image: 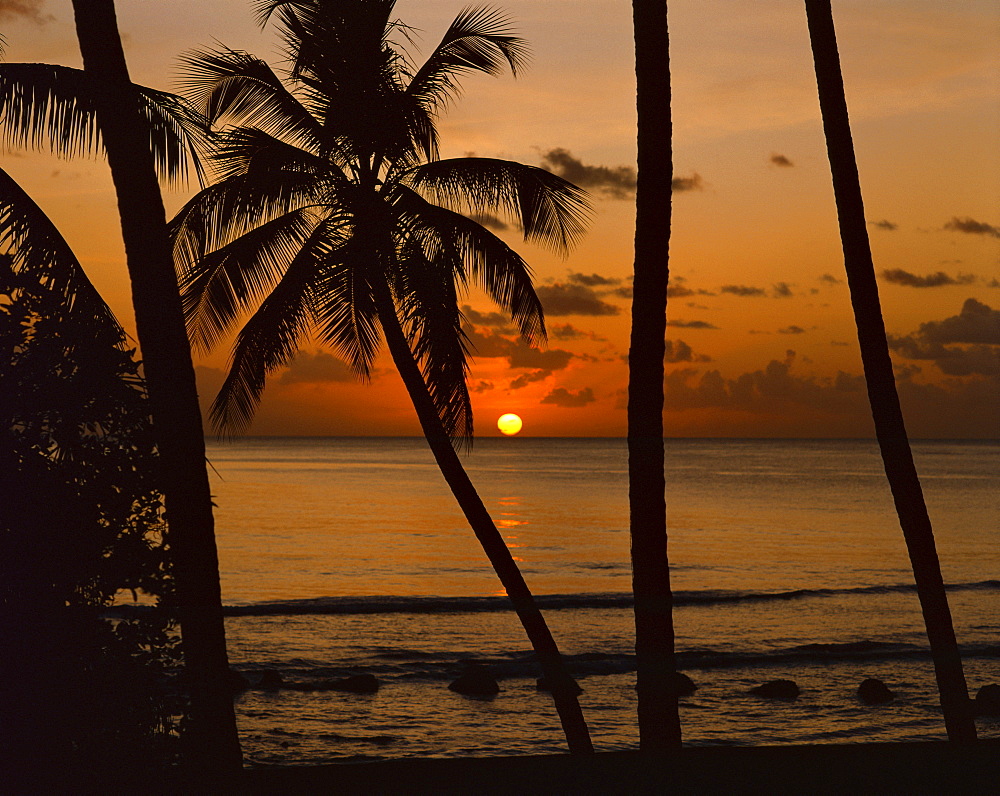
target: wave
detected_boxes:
[220,580,1000,617]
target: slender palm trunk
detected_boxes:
[71,0,243,772]
[372,279,594,755]
[804,0,976,743]
[629,0,681,753]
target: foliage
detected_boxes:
[170,0,591,439]
[0,184,184,772]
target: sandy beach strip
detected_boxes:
[238,740,999,794]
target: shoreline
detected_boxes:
[237,740,1000,794]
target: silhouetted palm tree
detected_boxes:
[59,0,241,774]
[803,0,976,742]
[628,0,682,752]
[171,0,592,752]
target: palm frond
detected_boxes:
[211,230,327,435]
[393,184,548,346]
[0,165,119,331]
[393,244,473,442]
[179,46,323,149]
[311,233,383,379]
[137,86,209,186]
[402,157,591,254]
[208,125,342,184]
[0,63,98,158]
[405,6,528,113]
[179,207,320,353]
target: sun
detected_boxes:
[497,413,523,436]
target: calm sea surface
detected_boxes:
[203,437,1000,763]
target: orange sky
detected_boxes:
[2,0,998,437]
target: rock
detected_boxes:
[229,669,251,694]
[749,679,799,700]
[535,676,583,695]
[329,674,380,694]
[672,672,698,697]
[256,669,284,690]
[857,678,894,705]
[974,684,1000,716]
[448,663,500,696]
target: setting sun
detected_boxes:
[497,413,523,436]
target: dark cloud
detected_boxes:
[770,153,794,167]
[610,286,633,299]
[471,380,494,393]
[279,351,354,384]
[507,342,574,371]
[772,282,793,298]
[664,339,711,363]
[887,299,1000,377]
[779,325,806,335]
[881,269,976,288]
[871,219,898,231]
[468,213,508,232]
[540,386,596,407]
[668,277,715,299]
[461,304,515,331]
[540,148,636,199]
[536,283,621,316]
[0,0,52,23]
[944,217,1000,238]
[509,369,550,390]
[819,273,843,285]
[672,173,703,192]
[917,298,1000,345]
[549,322,600,341]
[721,284,767,297]
[667,319,718,330]
[568,272,621,287]
[463,324,516,358]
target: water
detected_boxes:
[203,438,1000,764]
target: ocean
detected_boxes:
[203,437,1000,764]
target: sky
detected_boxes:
[2,0,998,437]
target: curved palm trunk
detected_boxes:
[629,0,682,753]
[372,280,594,755]
[71,0,243,772]
[804,0,976,743]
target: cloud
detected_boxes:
[540,386,596,407]
[667,319,718,330]
[772,282,794,298]
[535,283,620,316]
[917,298,1000,345]
[468,213,508,232]
[540,148,636,199]
[887,299,1000,377]
[881,269,976,288]
[668,276,715,298]
[568,272,620,287]
[779,325,806,335]
[279,351,354,384]
[509,369,551,390]
[770,153,794,167]
[471,380,494,393]
[721,284,766,297]
[549,322,603,341]
[0,0,52,23]
[461,304,515,331]
[671,173,703,192]
[944,217,1000,238]
[664,339,711,363]
[819,273,843,285]
[506,342,574,371]
[871,219,899,231]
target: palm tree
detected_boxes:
[170,0,593,753]
[628,0,682,753]
[69,0,243,774]
[803,0,976,742]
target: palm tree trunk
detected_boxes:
[70,0,243,772]
[803,0,976,743]
[372,279,594,755]
[629,0,682,753]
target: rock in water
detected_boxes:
[857,678,894,705]
[229,668,251,694]
[975,684,1000,716]
[535,676,583,695]
[329,674,380,694]
[449,663,500,696]
[672,672,698,696]
[256,669,284,690]
[749,679,800,700]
